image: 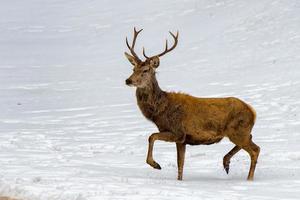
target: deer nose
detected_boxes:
[126,79,132,85]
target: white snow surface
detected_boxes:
[0,0,300,199]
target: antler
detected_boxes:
[143,31,179,59]
[126,27,143,62]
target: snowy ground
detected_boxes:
[0,0,300,199]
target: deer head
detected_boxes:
[125,27,179,88]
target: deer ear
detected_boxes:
[149,56,160,68]
[124,52,138,66]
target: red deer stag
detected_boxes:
[124,27,260,181]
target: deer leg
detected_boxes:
[147,132,184,170]
[223,145,241,174]
[176,143,186,180]
[242,139,260,181]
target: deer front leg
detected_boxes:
[176,143,186,180]
[147,131,185,170]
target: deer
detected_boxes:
[124,27,260,181]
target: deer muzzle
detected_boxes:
[125,78,133,86]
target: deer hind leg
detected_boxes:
[243,138,260,180]
[147,131,184,170]
[229,133,260,180]
[223,145,241,174]
[176,143,186,180]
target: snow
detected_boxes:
[0,0,300,199]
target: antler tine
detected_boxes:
[142,47,149,59]
[164,39,168,52]
[126,37,131,50]
[126,27,143,62]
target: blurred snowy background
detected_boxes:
[0,0,299,199]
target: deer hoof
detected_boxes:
[224,165,229,174]
[223,161,230,174]
[147,159,161,170]
[153,162,161,170]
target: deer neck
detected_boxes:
[136,76,167,118]
[136,75,164,103]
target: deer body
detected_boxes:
[136,75,256,145]
[125,28,260,181]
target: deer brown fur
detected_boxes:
[125,28,260,181]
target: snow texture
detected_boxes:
[0,0,300,199]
